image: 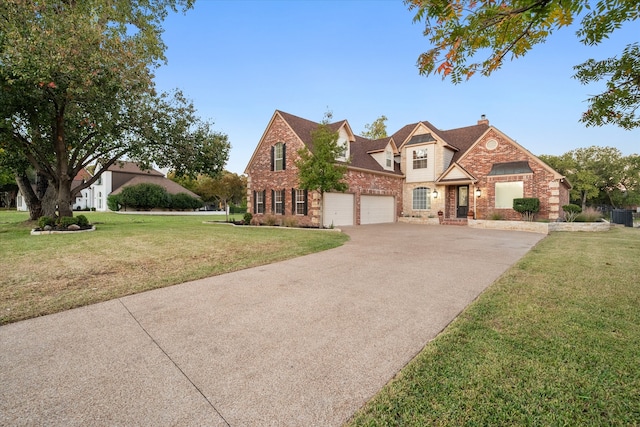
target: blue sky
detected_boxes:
[154,1,639,175]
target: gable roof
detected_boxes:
[439,123,490,162]
[272,110,402,176]
[106,161,164,176]
[108,175,200,198]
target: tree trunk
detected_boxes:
[581,192,587,211]
[56,177,74,218]
[41,184,58,218]
[15,174,42,220]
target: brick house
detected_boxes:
[245,110,570,227]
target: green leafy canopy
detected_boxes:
[406,0,640,128]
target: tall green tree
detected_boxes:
[406,0,640,129]
[541,146,640,209]
[0,0,230,220]
[295,112,348,228]
[361,115,389,139]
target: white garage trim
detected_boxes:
[361,195,395,225]
[323,192,354,227]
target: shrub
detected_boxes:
[38,216,56,228]
[169,193,203,210]
[58,216,78,228]
[562,204,582,222]
[118,183,171,210]
[576,207,603,222]
[487,211,504,220]
[264,215,277,226]
[76,215,89,227]
[107,194,121,211]
[243,212,253,224]
[282,217,298,228]
[513,198,540,221]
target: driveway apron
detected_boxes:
[0,223,544,426]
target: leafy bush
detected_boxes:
[107,194,121,211]
[118,183,171,210]
[513,198,540,221]
[76,215,89,227]
[58,216,78,228]
[243,212,253,224]
[169,193,203,210]
[562,204,582,222]
[38,216,56,228]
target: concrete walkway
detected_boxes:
[0,223,544,426]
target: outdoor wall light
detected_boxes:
[432,190,438,198]
[475,188,482,198]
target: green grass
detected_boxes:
[347,227,640,426]
[0,211,348,325]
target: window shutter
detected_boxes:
[282,144,286,170]
[303,190,308,215]
[270,146,274,171]
[291,188,295,214]
[271,189,275,213]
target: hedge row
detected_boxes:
[107,183,203,211]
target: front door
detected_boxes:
[457,185,468,218]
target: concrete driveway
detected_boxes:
[0,223,544,426]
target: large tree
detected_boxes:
[406,0,640,129]
[295,113,348,228]
[0,0,230,220]
[540,146,640,209]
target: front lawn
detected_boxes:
[348,227,640,426]
[0,211,348,325]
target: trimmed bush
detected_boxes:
[38,216,56,228]
[170,193,203,210]
[76,215,89,227]
[243,212,253,224]
[562,204,582,222]
[118,183,171,210]
[58,216,78,228]
[107,194,121,211]
[513,198,540,221]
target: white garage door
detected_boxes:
[323,192,354,227]
[361,195,395,225]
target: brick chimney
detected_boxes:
[478,114,489,125]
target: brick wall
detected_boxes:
[246,114,403,226]
[459,129,569,220]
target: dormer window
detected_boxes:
[272,142,286,171]
[413,149,428,169]
[386,150,392,168]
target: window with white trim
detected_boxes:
[294,189,307,215]
[386,150,392,168]
[254,190,264,214]
[495,181,523,209]
[273,189,284,214]
[273,142,285,171]
[413,149,428,169]
[412,187,431,210]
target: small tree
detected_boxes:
[361,115,388,139]
[295,112,348,228]
[513,198,540,222]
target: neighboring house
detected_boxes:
[17,168,94,212]
[245,110,571,227]
[93,161,199,211]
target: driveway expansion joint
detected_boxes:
[117,299,231,427]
